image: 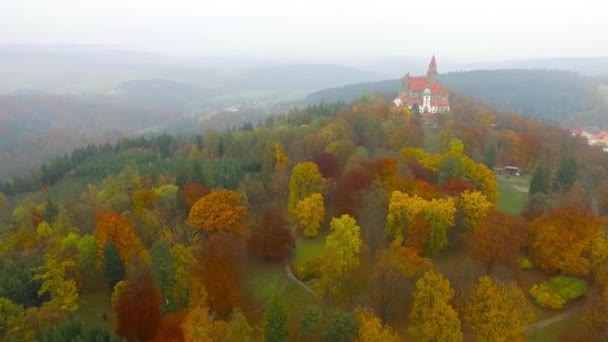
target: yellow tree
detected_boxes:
[459,190,492,230]
[354,307,399,342]
[316,214,362,300]
[296,193,325,237]
[187,190,248,236]
[423,198,456,257]
[408,269,463,342]
[34,253,79,313]
[170,244,195,310]
[463,276,534,342]
[288,161,324,214]
[386,191,428,244]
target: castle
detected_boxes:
[393,55,450,114]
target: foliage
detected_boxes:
[0,297,27,341]
[228,308,253,341]
[354,306,399,342]
[408,269,463,342]
[170,244,194,311]
[324,310,358,342]
[518,257,534,270]
[0,258,45,308]
[316,214,362,300]
[34,253,79,313]
[529,276,588,310]
[466,209,527,272]
[114,261,162,342]
[196,233,242,317]
[181,182,210,208]
[459,190,492,230]
[529,165,550,195]
[288,161,324,214]
[249,207,294,260]
[552,158,578,192]
[95,212,143,266]
[103,243,125,292]
[187,190,248,236]
[296,193,325,237]
[264,296,288,342]
[300,305,321,339]
[463,276,535,341]
[529,207,605,276]
[38,320,122,342]
[150,241,176,312]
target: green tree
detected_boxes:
[228,308,253,341]
[0,297,28,341]
[103,243,125,291]
[38,320,122,342]
[438,156,464,185]
[300,305,321,340]
[324,310,357,342]
[264,296,288,342]
[529,165,549,195]
[150,241,175,312]
[483,144,497,168]
[553,158,577,192]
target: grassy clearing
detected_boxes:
[243,262,286,304]
[74,291,115,331]
[293,235,326,268]
[496,174,531,215]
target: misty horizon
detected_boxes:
[2,0,606,62]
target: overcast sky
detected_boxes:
[1,0,606,61]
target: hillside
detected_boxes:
[306,69,607,125]
[1,93,607,341]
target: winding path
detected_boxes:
[285,263,318,298]
[525,306,581,333]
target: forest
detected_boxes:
[2,93,608,341]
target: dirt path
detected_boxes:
[525,307,580,332]
[285,263,318,298]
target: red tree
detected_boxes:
[248,207,294,261]
[115,261,162,342]
[334,166,372,215]
[313,152,342,179]
[196,233,243,318]
[181,182,210,208]
[152,313,185,342]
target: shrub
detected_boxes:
[294,257,322,281]
[518,257,534,270]
[529,276,588,310]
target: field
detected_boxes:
[496,173,531,215]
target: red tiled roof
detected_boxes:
[429,83,449,95]
[408,76,428,91]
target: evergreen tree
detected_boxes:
[103,243,125,291]
[44,196,59,223]
[529,165,549,195]
[191,161,204,185]
[438,156,464,185]
[553,158,578,192]
[264,296,288,342]
[483,144,497,168]
[324,310,357,342]
[300,305,321,340]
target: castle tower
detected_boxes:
[427,55,438,84]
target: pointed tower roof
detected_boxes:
[427,55,438,76]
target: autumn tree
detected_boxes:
[195,233,242,317]
[288,161,324,214]
[295,193,325,237]
[316,215,362,301]
[95,212,143,266]
[463,276,534,342]
[529,207,606,276]
[386,191,427,244]
[34,253,79,313]
[264,296,288,342]
[249,207,294,260]
[580,284,608,340]
[181,182,210,208]
[334,165,372,215]
[356,184,389,256]
[228,308,253,341]
[423,198,457,257]
[466,209,527,273]
[187,190,248,237]
[152,313,185,342]
[459,190,492,231]
[354,306,399,342]
[408,269,463,342]
[313,152,342,178]
[114,260,162,342]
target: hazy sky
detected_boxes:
[2,0,606,61]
